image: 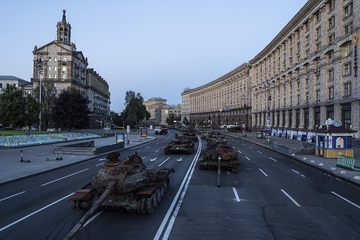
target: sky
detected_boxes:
[0,0,308,113]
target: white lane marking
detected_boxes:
[155,149,160,153]
[232,187,240,202]
[238,150,242,154]
[0,193,73,232]
[245,156,251,161]
[158,157,170,167]
[281,189,300,207]
[150,157,157,162]
[249,146,253,149]
[96,163,103,167]
[291,169,306,178]
[0,191,26,202]
[331,191,360,209]
[154,139,202,240]
[177,157,183,162]
[258,168,268,177]
[257,150,262,154]
[41,169,89,186]
[269,157,277,162]
[98,158,106,161]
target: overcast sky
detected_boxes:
[1,0,308,113]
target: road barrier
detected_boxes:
[337,155,360,171]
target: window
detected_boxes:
[306,35,310,45]
[329,86,334,99]
[329,34,335,44]
[327,51,334,64]
[62,66,66,71]
[54,66,57,71]
[316,89,321,101]
[48,74,51,78]
[344,110,351,129]
[48,66,51,71]
[344,2,353,17]
[344,23,352,35]
[54,56,57,61]
[0,83,2,88]
[328,68,334,81]
[316,42,321,52]
[344,82,351,96]
[306,92,309,103]
[329,16,335,29]
[316,73,320,85]
[344,63,351,76]
[48,57,51,61]
[316,27,321,39]
[329,0,335,12]
[342,43,351,57]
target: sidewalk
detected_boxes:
[0,132,156,185]
[225,131,360,187]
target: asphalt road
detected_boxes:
[0,132,360,240]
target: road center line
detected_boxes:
[281,189,300,207]
[269,157,277,162]
[232,187,240,202]
[41,168,89,186]
[258,168,268,177]
[331,191,360,209]
[0,193,73,232]
[158,157,170,167]
[0,191,26,202]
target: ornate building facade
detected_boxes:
[182,0,360,138]
[32,10,110,129]
[143,97,181,126]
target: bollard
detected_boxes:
[20,150,31,163]
[217,156,221,187]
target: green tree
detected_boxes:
[33,80,57,129]
[0,84,28,128]
[24,94,41,127]
[122,91,150,128]
[51,87,91,131]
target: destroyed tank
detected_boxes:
[199,141,240,172]
[64,151,174,239]
[164,133,194,155]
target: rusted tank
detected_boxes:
[64,151,174,239]
[199,141,240,172]
[70,151,174,212]
[164,134,194,155]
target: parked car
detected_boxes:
[47,128,56,132]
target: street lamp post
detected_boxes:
[36,58,44,131]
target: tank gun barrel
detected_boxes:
[64,180,117,240]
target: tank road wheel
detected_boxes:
[155,189,161,206]
[164,147,170,155]
[146,197,155,214]
[138,199,146,214]
[159,186,165,198]
[151,191,159,208]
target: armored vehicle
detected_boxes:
[164,134,194,155]
[64,151,174,239]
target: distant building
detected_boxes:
[0,75,33,97]
[31,10,110,128]
[143,97,182,126]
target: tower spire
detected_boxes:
[62,10,67,23]
[56,10,71,44]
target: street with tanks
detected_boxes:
[0,128,360,239]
